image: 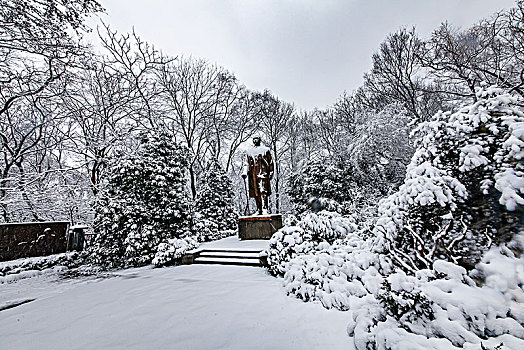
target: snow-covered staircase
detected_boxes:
[183,248,268,267]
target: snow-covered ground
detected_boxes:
[0,264,353,350]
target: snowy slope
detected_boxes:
[0,265,353,350]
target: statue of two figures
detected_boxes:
[242,136,274,216]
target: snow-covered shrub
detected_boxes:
[283,236,524,349]
[374,85,524,271]
[274,85,523,349]
[288,161,356,215]
[152,237,199,267]
[377,274,434,325]
[283,213,299,226]
[191,216,235,243]
[300,211,358,243]
[308,196,345,213]
[267,226,314,276]
[193,161,237,233]
[267,211,360,276]
[273,87,524,345]
[288,160,345,210]
[90,132,192,268]
[0,252,95,284]
[283,237,389,310]
[380,253,524,348]
[192,217,219,243]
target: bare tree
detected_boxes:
[422,2,524,100]
[222,88,258,173]
[0,0,103,222]
[158,57,237,198]
[0,92,69,222]
[0,0,103,118]
[98,24,171,129]
[363,27,439,122]
[59,57,137,196]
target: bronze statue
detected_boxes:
[242,136,274,215]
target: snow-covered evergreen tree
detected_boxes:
[287,161,351,214]
[288,104,412,218]
[90,132,192,267]
[193,160,237,239]
[374,85,524,271]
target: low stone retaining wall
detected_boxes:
[0,221,69,262]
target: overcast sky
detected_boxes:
[95,0,516,111]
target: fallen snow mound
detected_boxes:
[0,252,84,284]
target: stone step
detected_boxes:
[198,251,261,258]
[193,256,262,266]
[183,246,269,267]
[196,248,263,253]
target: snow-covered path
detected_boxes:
[0,264,353,350]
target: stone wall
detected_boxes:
[0,221,69,262]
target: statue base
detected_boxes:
[238,214,283,240]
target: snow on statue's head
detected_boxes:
[252,134,262,147]
[246,133,269,158]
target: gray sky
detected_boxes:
[95,0,515,111]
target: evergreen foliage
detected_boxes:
[288,104,412,217]
[375,85,524,271]
[152,236,199,267]
[90,132,192,268]
[267,225,314,276]
[193,161,237,237]
[287,161,350,214]
[267,211,358,276]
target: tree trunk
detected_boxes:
[273,143,280,213]
[0,186,8,222]
[189,166,197,199]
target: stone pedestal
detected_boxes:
[67,225,88,251]
[238,214,282,240]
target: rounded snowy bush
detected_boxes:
[268,211,361,276]
[299,211,358,243]
[267,226,314,276]
[283,237,524,349]
[152,237,199,267]
[192,217,220,243]
[283,238,387,310]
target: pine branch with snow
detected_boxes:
[374,85,524,271]
[89,132,192,268]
